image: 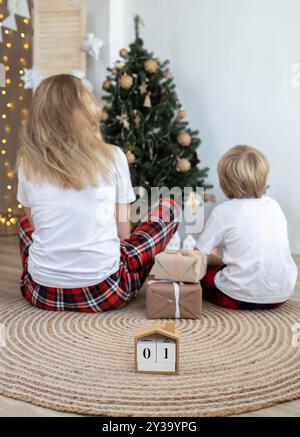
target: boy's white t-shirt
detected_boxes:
[196,197,297,304]
[17,146,136,288]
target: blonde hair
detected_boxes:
[217,145,269,199]
[17,74,115,190]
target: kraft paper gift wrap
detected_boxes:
[152,250,207,283]
[145,281,202,319]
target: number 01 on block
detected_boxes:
[134,322,179,374]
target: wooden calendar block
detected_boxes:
[134,322,179,374]
[156,338,176,372]
[136,337,156,372]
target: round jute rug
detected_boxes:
[0,294,300,417]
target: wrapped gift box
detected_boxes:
[145,281,202,319]
[152,250,207,283]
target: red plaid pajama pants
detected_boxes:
[201,266,286,310]
[18,198,179,312]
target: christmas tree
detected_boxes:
[101,16,211,199]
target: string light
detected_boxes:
[0,1,30,231]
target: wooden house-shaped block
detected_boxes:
[134,321,179,374]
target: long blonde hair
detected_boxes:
[17,74,115,190]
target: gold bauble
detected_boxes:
[176,158,191,173]
[102,80,112,91]
[119,48,128,58]
[144,94,152,108]
[119,74,134,90]
[177,131,192,147]
[176,109,187,121]
[126,151,136,165]
[116,61,125,69]
[101,111,109,122]
[144,58,159,74]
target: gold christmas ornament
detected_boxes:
[116,61,125,70]
[116,113,130,130]
[119,48,128,58]
[186,191,201,214]
[119,74,134,90]
[144,94,152,108]
[101,111,109,122]
[101,99,110,108]
[176,108,187,121]
[126,150,136,165]
[139,81,148,95]
[102,80,112,91]
[176,158,191,173]
[144,58,159,74]
[177,131,192,147]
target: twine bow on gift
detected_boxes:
[173,282,181,318]
[154,250,206,283]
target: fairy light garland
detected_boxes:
[0,1,31,232]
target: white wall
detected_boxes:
[85,0,110,96]
[94,0,300,253]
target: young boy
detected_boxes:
[197,145,297,310]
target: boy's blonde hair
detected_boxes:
[217,145,269,199]
[17,74,115,190]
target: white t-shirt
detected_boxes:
[196,197,297,304]
[17,146,136,288]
